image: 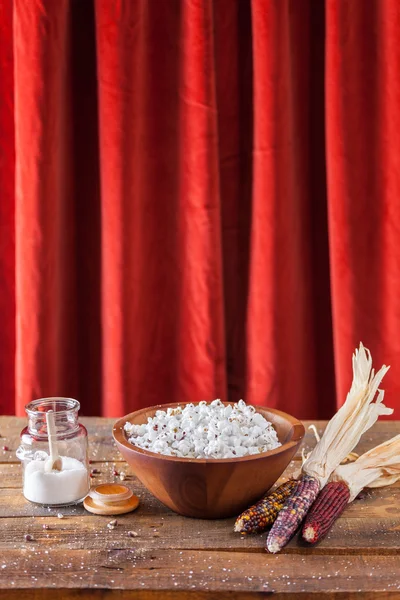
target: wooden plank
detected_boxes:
[0,469,399,556]
[1,417,399,463]
[0,460,309,489]
[0,462,130,489]
[0,463,399,520]
[1,417,397,438]
[1,477,396,518]
[0,417,118,464]
[298,422,400,465]
[0,417,120,464]
[0,548,399,597]
[1,592,399,600]
[0,512,399,555]
[0,416,115,433]
[0,486,165,518]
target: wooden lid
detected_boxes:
[83,483,140,515]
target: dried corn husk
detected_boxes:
[298,343,392,488]
[340,451,359,465]
[302,426,359,466]
[331,434,400,501]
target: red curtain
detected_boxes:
[1,0,399,419]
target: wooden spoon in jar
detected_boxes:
[44,410,62,472]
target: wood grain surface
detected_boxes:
[0,417,399,599]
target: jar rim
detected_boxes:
[25,397,80,416]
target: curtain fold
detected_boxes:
[14,0,77,414]
[0,0,399,418]
[326,0,400,409]
[0,0,15,411]
[13,0,102,415]
[95,0,226,417]
[247,0,320,415]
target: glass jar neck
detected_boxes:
[26,398,81,438]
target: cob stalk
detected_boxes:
[234,479,297,534]
[266,343,392,554]
[302,433,400,545]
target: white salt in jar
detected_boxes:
[17,398,90,506]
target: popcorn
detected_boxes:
[124,400,281,459]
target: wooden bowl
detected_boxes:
[113,403,304,519]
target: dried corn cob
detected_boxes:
[302,481,350,544]
[234,479,297,534]
[266,474,320,553]
[302,433,400,545]
[265,343,392,554]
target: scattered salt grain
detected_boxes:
[107,520,118,529]
[57,513,64,519]
[124,399,281,459]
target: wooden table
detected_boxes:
[0,417,399,599]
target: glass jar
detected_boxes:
[17,397,90,506]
